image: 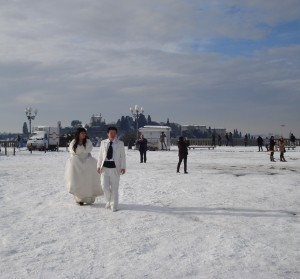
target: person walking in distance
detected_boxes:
[212,133,216,147]
[278,136,287,162]
[160,132,167,150]
[265,137,270,151]
[257,136,264,152]
[16,134,22,150]
[97,127,126,212]
[244,134,248,147]
[229,132,233,147]
[137,134,148,163]
[217,134,222,146]
[290,133,296,148]
[177,136,190,174]
[269,136,276,162]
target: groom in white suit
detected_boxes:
[97,127,126,212]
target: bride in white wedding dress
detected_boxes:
[65,128,103,205]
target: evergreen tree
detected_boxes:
[120,116,131,131]
[71,120,82,127]
[22,122,29,135]
[138,114,147,128]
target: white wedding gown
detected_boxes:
[65,139,103,203]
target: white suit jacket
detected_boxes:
[97,138,126,173]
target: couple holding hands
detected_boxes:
[64,127,126,212]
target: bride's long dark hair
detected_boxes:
[73,127,88,152]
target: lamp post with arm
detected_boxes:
[25,107,38,135]
[130,105,144,139]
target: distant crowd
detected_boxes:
[210,132,297,149]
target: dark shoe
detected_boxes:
[184,171,188,174]
[79,202,84,206]
[270,156,276,162]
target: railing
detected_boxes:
[170,138,214,146]
[0,141,17,155]
[139,137,171,151]
[170,138,300,147]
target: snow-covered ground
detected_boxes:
[1,146,300,279]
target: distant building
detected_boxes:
[90,114,105,127]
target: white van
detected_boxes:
[27,126,59,151]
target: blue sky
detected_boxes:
[0,0,299,136]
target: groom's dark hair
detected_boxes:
[107,126,117,133]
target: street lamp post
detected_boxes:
[130,105,144,139]
[25,107,38,134]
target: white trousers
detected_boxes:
[101,168,120,209]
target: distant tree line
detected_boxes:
[1,114,247,146]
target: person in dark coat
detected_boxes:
[290,133,296,147]
[229,132,233,147]
[137,134,148,163]
[217,135,222,146]
[212,133,216,147]
[244,134,248,146]
[225,133,229,146]
[177,137,190,174]
[269,136,276,162]
[16,134,22,149]
[257,136,264,152]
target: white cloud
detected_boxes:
[0,0,300,135]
